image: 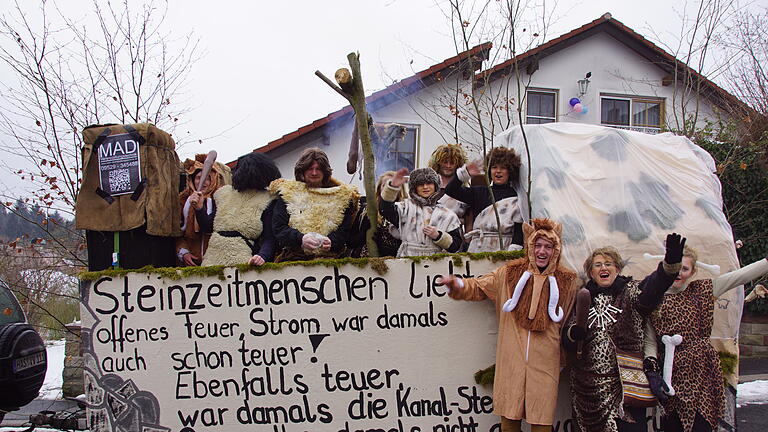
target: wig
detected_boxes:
[428,143,467,173]
[232,152,281,191]
[294,147,333,187]
[486,147,522,184]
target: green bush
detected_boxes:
[696,122,768,315]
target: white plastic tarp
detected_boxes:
[497,122,742,379]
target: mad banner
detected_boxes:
[82,254,581,432]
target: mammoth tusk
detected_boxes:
[503,271,531,312]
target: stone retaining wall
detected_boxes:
[62,323,84,397]
[739,314,768,357]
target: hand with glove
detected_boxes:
[644,357,669,403]
[664,232,686,266]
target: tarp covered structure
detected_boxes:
[498,122,742,383]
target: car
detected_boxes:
[0,279,47,423]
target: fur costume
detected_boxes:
[269,178,359,236]
[651,259,768,432]
[448,218,578,425]
[381,168,461,257]
[466,196,522,252]
[201,185,274,266]
[176,154,231,265]
[270,177,359,260]
[565,263,678,432]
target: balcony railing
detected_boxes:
[602,124,661,135]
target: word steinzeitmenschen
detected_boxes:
[92,268,389,315]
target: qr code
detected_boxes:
[108,169,131,192]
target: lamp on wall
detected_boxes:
[577,72,592,97]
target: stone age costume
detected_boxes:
[448,219,577,426]
[270,177,359,261]
[176,154,231,265]
[650,258,768,432]
[75,123,181,271]
[563,261,680,432]
[200,185,276,266]
[445,160,523,253]
[380,168,462,257]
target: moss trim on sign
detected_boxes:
[79,250,526,281]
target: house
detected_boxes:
[248,12,741,190]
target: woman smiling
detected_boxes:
[562,234,686,432]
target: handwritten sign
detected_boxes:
[81,257,538,432]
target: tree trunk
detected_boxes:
[347,53,380,257]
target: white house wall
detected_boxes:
[483,32,721,136]
[266,31,724,194]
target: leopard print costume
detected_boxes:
[569,276,647,432]
[650,279,723,432]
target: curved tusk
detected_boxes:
[547,275,564,322]
[503,271,531,312]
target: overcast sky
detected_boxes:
[167,0,718,163]
[0,0,757,197]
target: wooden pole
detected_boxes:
[346,52,380,257]
[314,54,379,256]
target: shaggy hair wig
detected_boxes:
[428,143,467,173]
[232,153,281,191]
[683,245,698,270]
[583,246,625,280]
[294,147,333,187]
[486,147,522,184]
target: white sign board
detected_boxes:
[81,256,536,432]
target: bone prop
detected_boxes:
[547,275,564,322]
[197,150,218,191]
[503,271,532,312]
[643,253,721,275]
[661,334,683,396]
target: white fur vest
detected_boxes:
[269,178,359,235]
[202,186,274,266]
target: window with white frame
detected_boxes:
[526,90,557,124]
[600,96,664,132]
[373,123,418,179]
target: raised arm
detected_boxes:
[637,233,685,315]
[444,166,474,204]
[713,258,768,298]
[438,264,505,302]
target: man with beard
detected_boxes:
[439,218,578,432]
[270,147,359,261]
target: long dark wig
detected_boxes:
[232,152,281,191]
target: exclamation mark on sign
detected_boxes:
[308,333,330,363]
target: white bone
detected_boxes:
[502,271,531,312]
[661,334,683,396]
[643,253,721,275]
[547,275,564,322]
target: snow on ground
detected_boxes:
[38,339,66,400]
[737,380,768,407]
